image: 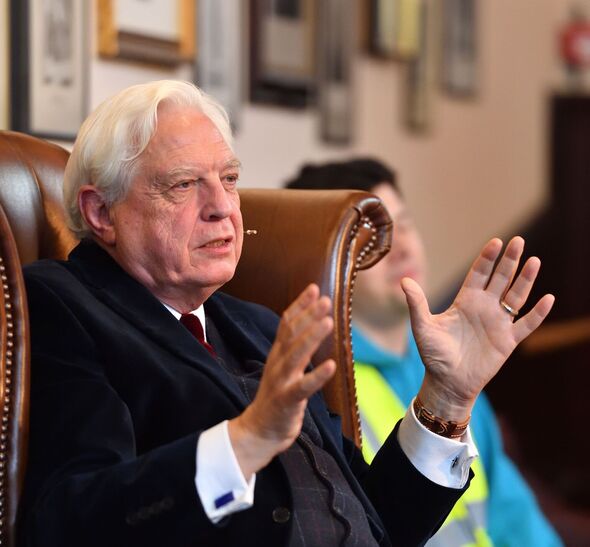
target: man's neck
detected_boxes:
[355,317,408,356]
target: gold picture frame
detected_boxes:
[98,0,195,66]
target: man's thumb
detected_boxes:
[400,277,430,328]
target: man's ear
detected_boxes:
[78,185,116,245]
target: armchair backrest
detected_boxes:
[0,130,392,544]
[0,203,30,547]
[0,131,78,263]
[224,189,392,444]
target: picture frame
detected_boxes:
[369,0,421,61]
[368,0,397,58]
[404,0,437,131]
[395,0,422,60]
[250,0,316,108]
[441,0,478,97]
[318,0,354,144]
[10,0,88,140]
[98,0,195,66]
[196,0,243,130]
[0,0,9,129]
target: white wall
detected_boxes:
[5,0,576,300]
[233,0,567,299]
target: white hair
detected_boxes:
[63,80,233,238]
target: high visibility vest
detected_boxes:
[355,362,494,547]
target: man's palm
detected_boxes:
[403,237,554,406]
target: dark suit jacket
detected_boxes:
[19,241,467,547]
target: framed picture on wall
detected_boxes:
[441,0,478,96]
[98,0,195,66]
[10,0,87,140]
[250,0,317,108]
[196,0,243,130]
[368,0,397,58]
[404,0,437,131]
[395,0,422,60]
[318,0,354,144]
[369,0,421,60]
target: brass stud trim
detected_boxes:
[0,247,17,542]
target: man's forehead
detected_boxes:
[149,105,230,149]
[138,108,238,177]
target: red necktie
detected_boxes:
[180,314,217,357]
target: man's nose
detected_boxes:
[201,180,233,220]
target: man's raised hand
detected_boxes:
[229,284,336,478]
[402,237,554,420]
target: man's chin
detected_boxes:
[207,264,238,288]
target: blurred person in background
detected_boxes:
[286,158,563,547]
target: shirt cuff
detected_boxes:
[398,398,479,489]
[195,420,256,523]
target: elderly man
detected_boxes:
[19,81,554,547]
[286,159,563,546]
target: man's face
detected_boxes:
[107,103,243,311]
[353,183,427,325]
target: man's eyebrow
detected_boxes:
[223,159,242,171]
[164,159,242,179]
[165,167,198,179]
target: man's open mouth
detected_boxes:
[203,238,231,248]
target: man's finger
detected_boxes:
[276,294,332,346]
[288,360,337,403]
[500,256,541,314]
[462,238,504,290]
[485,237,525,296]
[281,284,320,324]
[281,316,334,374]
[513,294,555,344]
[401,277,430,331]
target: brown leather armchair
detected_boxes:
[0,130,392,545]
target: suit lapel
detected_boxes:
[67,241,250,408]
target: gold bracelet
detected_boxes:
[413,397,470,439]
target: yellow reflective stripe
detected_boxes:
[355,363,406,463]
[355,361,493,546]
[473,527,494,547]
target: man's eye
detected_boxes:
[175,181,193,190]
[224,174,239,185]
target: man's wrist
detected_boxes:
[400,404,478,488]
[227,414,278,479]
[413,397,470,439]
[416,378,474,423]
